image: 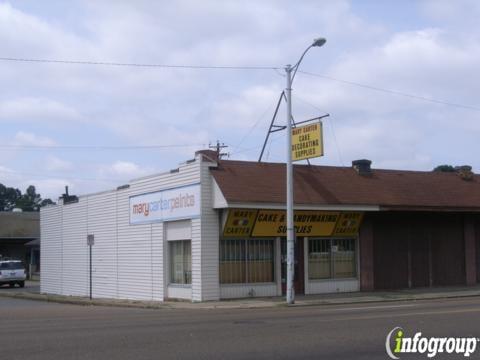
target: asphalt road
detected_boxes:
[1,297,480,360]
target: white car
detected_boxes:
[0,260,26,288]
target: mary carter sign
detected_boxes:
[129,184,200,224]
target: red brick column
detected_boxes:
[359,216,374,291]
[464,215,477,286]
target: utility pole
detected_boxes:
[284,37,327,305]
[285,64,295,305]
[209,140,229,160]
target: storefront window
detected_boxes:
[333,238,356,278]
[308,238,356,280]
[170,240,191,285]
[220,239,274,284]
[308,238,331,279]
[220,239,246,283]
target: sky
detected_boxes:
[1,0,479,200]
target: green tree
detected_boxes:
[433,164,456,172]
[0,183,55,211]
[0,184,21,211]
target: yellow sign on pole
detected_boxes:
[291,122,323,161]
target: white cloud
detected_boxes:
[0,165,18,183]
[210,85,280,129]
[12,131,55,146]
[106,120,210,157]
[0,97,83,123]
[45,156,73,171]
[111,161,144,176]
[290,25,480,171]
[421,0,480,29]
[0,0,479,198]
[99,161,154,180]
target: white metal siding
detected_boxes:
[40,205,62,294]
[116,189,153,301]
[88,191,117,299]
[151,222,164,301]
[199,159,220,301]
[191,218,202,301]
[61,200,88,296]
[41,159,201,301]
[212,179,228,208]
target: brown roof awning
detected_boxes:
[210,160,480,211]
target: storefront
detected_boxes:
[40,150,480,302]
[218,209,363,298]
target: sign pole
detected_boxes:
[87,235,94,300]
[285,64,295,305]
[89,244,92,300]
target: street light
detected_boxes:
[285,37,326,305]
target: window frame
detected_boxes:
[220,237,276,285]
[308,237,357,281]
[169,240,192,286]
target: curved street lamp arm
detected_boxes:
[291,45,313,83]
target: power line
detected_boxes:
[0,143,206,151]
[232,102,275,152]
[230,131,286,157]
[298,70,480,112]
[0,57,281,71]
[2,56,477,110]
[0,168,121,183]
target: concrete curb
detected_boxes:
[291,291,480,307]
[0,291,178,309]
[1,289,480,310]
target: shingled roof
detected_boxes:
[210,160,480,211]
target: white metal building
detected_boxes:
[41,150,372,302]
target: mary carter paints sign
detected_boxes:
[129,184,200,224]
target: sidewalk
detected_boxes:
[1,284,480,310]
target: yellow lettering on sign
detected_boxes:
[251,210,339,237]
[223,209,364,238]
[332,212,364,237]
[223,209,258,237]
[291,122,324,161]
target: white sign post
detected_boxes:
[87,234,94,299]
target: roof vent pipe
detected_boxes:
[62,185,79,204]
[352,159,372,176]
